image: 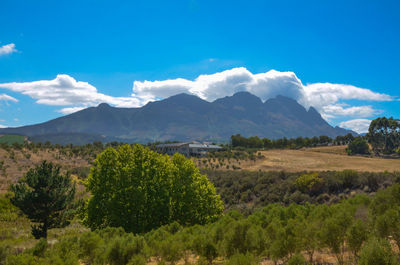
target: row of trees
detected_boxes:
[230,117,400,156]
[230,134,354,150]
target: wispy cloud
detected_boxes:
[0,93,18,102]
[0,43,17,56]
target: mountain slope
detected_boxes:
[0,93,354,144]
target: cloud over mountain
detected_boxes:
[0,68,394,132]
[339,119,372,134]
[132,67,393,124]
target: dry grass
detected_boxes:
[241,145,400,172]
[0,148,90,193]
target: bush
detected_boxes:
[358,237,399,265]
[288,253,307,265]
[226,253,258,265]
[347,137,370,155]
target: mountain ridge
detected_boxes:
[0,92,355,144]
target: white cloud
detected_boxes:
[0,68,395,123]
[321,105,378,118]
[0,43,17,56]
[0,93,18,102]
[0,74,148,113]
[132,67,393,120]
[0,124,7,128]
[132,67,305,103]
[339,119,372,134]
[57,106,86,114]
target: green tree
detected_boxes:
[368,117,400,154]
[85,144,223,234]
[358,237,399,265]
[10,161,76,238]
[347,137,370,155]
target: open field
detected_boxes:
[234,145,400,172]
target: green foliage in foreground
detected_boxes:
[3,183,400,264]
[85,144,224,234]
[10,161,76,238]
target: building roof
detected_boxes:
[188,144,222,149]
[155,142,189,148]
[155,142,222,149]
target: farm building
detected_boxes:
[155,142,222,157]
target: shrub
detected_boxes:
[226,253,258,265]
[347,137,370,155]
[288,253,307,265]
[358,237,399,265]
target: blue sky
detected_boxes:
[0,0,399,133]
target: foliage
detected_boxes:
[358,237,399,265]
[230,133,357,151]
[367,117,400,154]
[347,137,370,155]
[206,169,400,210]
[295,172,323,194]
[85,144,223,233]
[10,161,76,238]
[2,182,400,264]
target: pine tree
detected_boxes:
[10,161,76,238]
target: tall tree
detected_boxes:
[10,161,76,238]
[368,117,400,154]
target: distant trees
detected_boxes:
[10,161,76,238]
[230,134,345,150]
[84,144,223,234]
[368,117,400,155]
[347,137,370,155]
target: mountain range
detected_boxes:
[0,92,354,144]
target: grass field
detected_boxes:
[240,145,400,172]
[0,134,26,145]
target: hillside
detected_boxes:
[0,92,354,144]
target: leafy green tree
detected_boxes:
[320,204,353,265]
[358,237,399,265]
[85,144,223,233]
[347,137,370,155]
[347,219,368,262]
[368,117,400,154]
[375,207,400,251]
[10,161,76,238]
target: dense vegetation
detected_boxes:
[206,169,400,211]
[2,183,400,264]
